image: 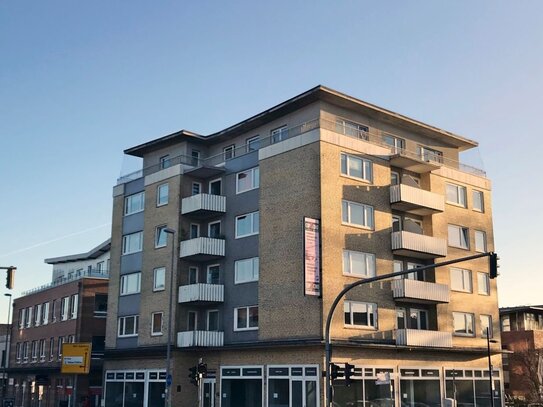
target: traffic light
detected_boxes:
[489,252,499,279]
[188,366,198,386]
[344,363,354,386]
[5,266,15,289]
[330,363,340,380]
[197,362,207,378]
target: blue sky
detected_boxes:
[1,1,542,320]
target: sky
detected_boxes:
[1,1,542,322]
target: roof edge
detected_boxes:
[44,238,111,265]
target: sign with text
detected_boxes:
[61,343,91,374]
[303,217,321,296]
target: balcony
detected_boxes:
[390,184,444,216]
[181,193,226,218]
[391,279,450,304]
[391,231,447,259]
[389,150,442,174]
[178,283,224,304]
[395,329,452,348]
[177,330,224,348]
[180,237,225,260]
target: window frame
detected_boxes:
[473,190,485,212]
[234,305,259,331]
[208,221,221,239]
[153,267,166,292]
[271,125,288,143]
[207,310,220,331]
[151,312,163,336]
[236,167,260,194]
[342,250,376,278]
[188,266,199,285]
[448,224,469,250]
[60,297,69,321]
[190,223,200,239]
[122,231,143,255]
[450,267,473,293]
[383,134,406,154]
[446,183,467,208]
[209,178,222,195]
[223,144,235,161]
[234,257,259,284]
[341,200,374,230]
[235,211,259,238]
[477,272,490,296]
[335,118,369,140]
[120,272,142,296]
[187,311,198,331]
[344,300,378,329]
[206,264,220,285]
[340,153,373,183]
[474,230,487,253]
[246,136,260,152]
[124,192,145,216]
[480,314,493,338]
[452,312,475,337]
[159,155,171,169]
[155,225,168,248]
[192,182,202,195]
[157,183,169,206]
[117,315,139,338]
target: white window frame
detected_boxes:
[206,264,220,285]
[344,301,378,329]
[335,118,369,140]
[60,297,69,321]
[409,308,428,330]
[159,155,171,169]
[480,314,493,338]
[42,302,49,325]
[391,171,400,186]
[246,136,260,152]
[477,272,490,296]
[383,134,406,154]
[448,224,469,249]
[342,250,375,278]
[70,294,79,319]
[235,211,259,238]
[157,183,169,206]
[122,231,143,255]
[271,125,288,143]
[234,257,259,284]
[188,266,199,285]
[340,153,373,182]
[190,223,200,239]
[209,178,222,195]
[473,190,484,212]
[236,167,259,194]
[118,315,139,337]
[446,183,467,207]
[151,312,163,336]
[341,200,374,229]
[120,272,141,296]
[124,192,145,216]
[155,225,168,248]
[418,145,443,163]
[207,310,220,331]
[474,230,486,253]
[234,306,259,331]
[58,337,64,357]
[223,144,235,161]
[208,221,221,239]
[192,182,202,195]
[35,304,42,326]
[453,312,475,337]
[450,267,472,293]
[153,267,165,292]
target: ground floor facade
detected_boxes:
[103,344,504,407]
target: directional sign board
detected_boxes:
[61,343,91,374]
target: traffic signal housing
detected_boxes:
[197,362,208,377]
[188,366,198,386]
[5,266,15,289]
[344,363,354,386]
[489,252,499,279]
[330,363,340,380]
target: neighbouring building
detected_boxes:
[6,241,110,407]
[105,85,500,407]
[500,305,543,403]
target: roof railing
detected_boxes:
[21,269,109,297]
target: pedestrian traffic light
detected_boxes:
[489,252,499,279]
[330,363,340,380]
[197,362,207,377]
[344,363,354,386]
[188,366,198,386]
[5,266,15,289]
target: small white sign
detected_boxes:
[376,372,390,385]
[63,356,84,365]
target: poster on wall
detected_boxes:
[303,217,321,297]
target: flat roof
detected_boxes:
[500,305,543,314]
[44,239,111,264]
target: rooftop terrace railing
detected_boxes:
[21,269,109,296]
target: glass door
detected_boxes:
[202,378,215,407]
[291,380,317,407]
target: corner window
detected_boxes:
[448,225,469,249]
[224,145,235,161]
[155,225,168,248]
[473,190,484,212]
[124,192,145,216]
[446,183,467,207]
[271,125,288,143]
[157,183,169,206]
[342,250,375,278]
[246,136,260,152]
[120,272,141,296]
[153,267,165,291]
[159,155,171,169]
[340,153,372,182]
[118,315,139,337]
[480,315,492,338]
[151,312,163,336]
[453,312,474,336]
[474,230,486,253]
[122,231,143,255]
[477,272,490,296]
[234,257,259,284]
[344,301,377,329]
[235,211,259,238]
[234,306,258,331]
[342,200,374,229]
[236,167,259,194]
[450,268,472,293]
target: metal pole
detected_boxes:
[487,327,495,407]
[164,228,176,407]
[73,374,78,407]
[2,293,12,398]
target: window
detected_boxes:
[391,171,400,186]
[207,310,219,331]
[58,337,64,357]
[153,267,165,291]
[159,155,171,169]
[23,342,29,362]
[335,118,369,140]
[188,311,197,330]
[450,268,472,293]
[234,306,258,331]
[26,306,32,327]
[118,315,139,337]
[31,340,38,362]
[406,262,425,281]
[473,190,484,212]
[35,304,42,326]
[477,272,490,295]
[418,146,443,163]
[235,211,259,238]
[208,221,221,238]
[344,301,377,329]
[120,273,141,295]
[124,192,145,215]
[70,294,79,319]
[383,134,406,154]
[209,179,222,195]
[155,225,168,248]
[234,257,259,284]
[67,335,75,343]
[191,150,200,166]
[453,312,475,336]
[60,297,69,321]
[18,308,24,329]
[340,153,372,182]
[42,302,49,325]
[246,136,260,152]
[192,182,201,195]
[223,144,235,161]
[207,265,220,285]
[342,250,375,278]
[151,312,163,336]
[271,125,288,143]
[480,315,492,338]
[51,300,57,323]
[396,308,407,329]
[448,225,469,249]
[446,183,467,207]
[474,230,486,252]
[157,183,169,206]
[188,267,198,284]
[96,262,104,272]
[94,294,108,317]
[342,200,374,229]
[49,338,54,360]
[409,309,428,330]
[236,167,259,194]
[190,224,200,239]
[122,231,143,255]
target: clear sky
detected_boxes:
[1,1,542,321]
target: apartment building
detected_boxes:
[6,242,109,407]
[105,85,500,407]
[500,305,543,403]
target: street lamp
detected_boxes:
[2,293,12,398]
[487,327,499,407]
[163,228,176,407]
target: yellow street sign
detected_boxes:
[61,343,92,374]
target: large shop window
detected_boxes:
[221,366,263,407]
[445,369,502,407]
[267,365,319,407]
[105,370,166,407]
[399,369,441,407]
[333,367,395,407]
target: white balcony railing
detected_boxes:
[178,283,224,303]
[396,329,452,348]
[177,330,224,348]
[180,237,225,258]
[390,184,444,215]
[391,279,450,303]
[391,231,447,258]
[181,193,226,215]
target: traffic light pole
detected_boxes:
[324,252,497,407]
